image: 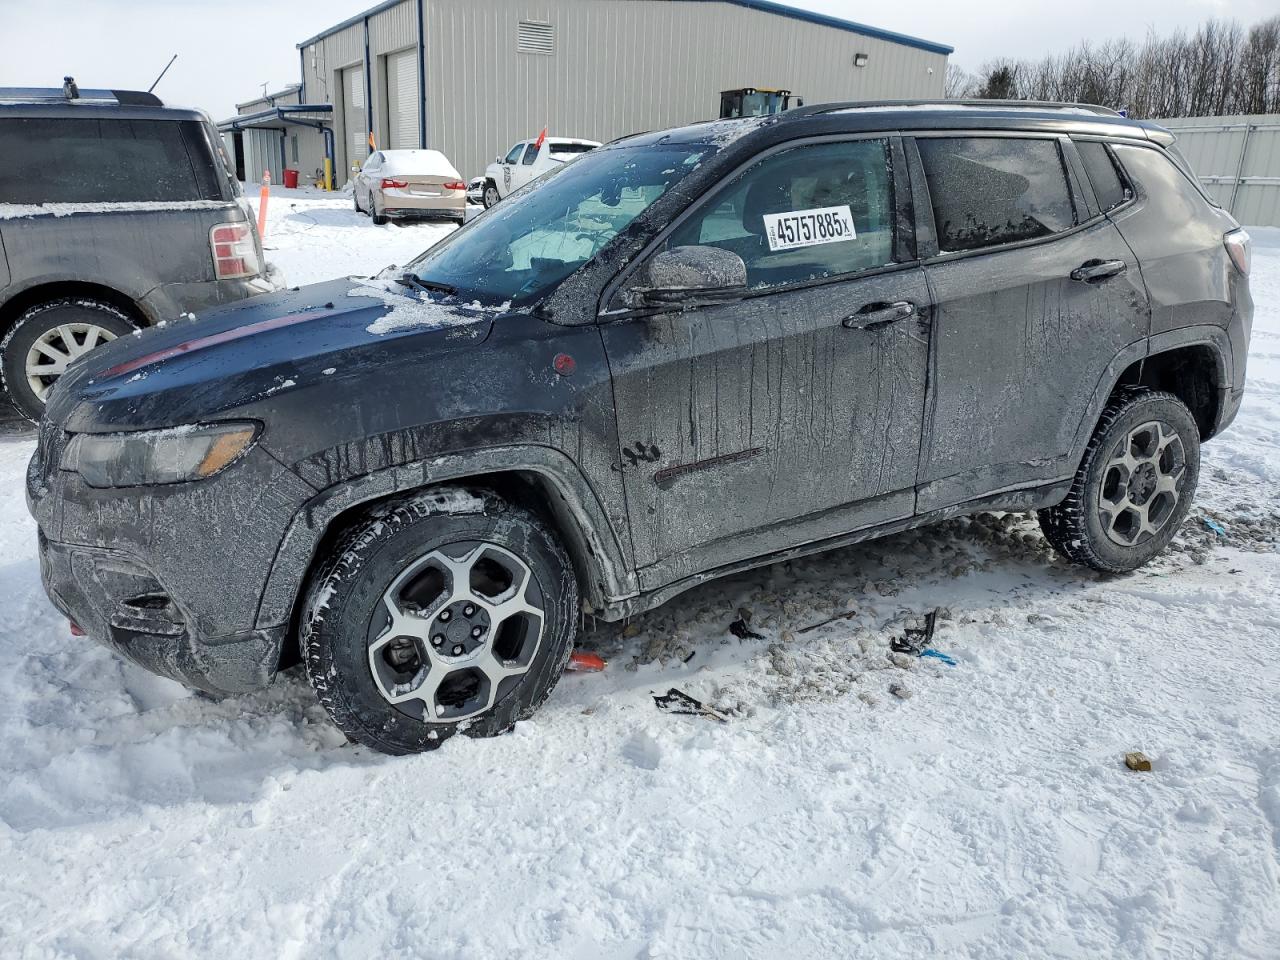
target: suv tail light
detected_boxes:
[209,221,262,280]
[1224,229,1251,277]
[442,180,466,191]
[381,177,408,189]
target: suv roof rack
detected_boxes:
[0,80,163,108]
[791,99,1124,118]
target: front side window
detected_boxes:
[504,143,525,164]
[410,144,707,306]
[1076,140,1130,212]
[662,139,895,290]
[0,117,218,204]
[917,137,1075,253]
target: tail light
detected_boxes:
[381,177,408,189]
[209,221,262,280]
[442,180,466,191]
[1224,229,1251,277]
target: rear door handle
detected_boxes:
[842,300,916,330]
[1070,259,1126,283]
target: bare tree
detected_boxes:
[953,14,1280,118]
[945,63,976,99]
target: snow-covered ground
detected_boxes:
[1,201,1277,958]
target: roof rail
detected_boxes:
[0,86,163,107]
[790,99,1123,118]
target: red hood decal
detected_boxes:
[103,309,333,379]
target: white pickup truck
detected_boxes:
[481,136,600,207]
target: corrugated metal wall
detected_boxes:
[243,128,281,185]
[299,0,948,184]
[426,0,947,179]
[1156,115,1280,227]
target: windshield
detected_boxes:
[407,144,707,306]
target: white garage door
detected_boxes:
[343,64,366,171]
[387,49,420,150]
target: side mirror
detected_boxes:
[630,245,747,306]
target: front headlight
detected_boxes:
[62,422,259,488]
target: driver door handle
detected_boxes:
[842,300,916,330]
[1070,259,1126,283]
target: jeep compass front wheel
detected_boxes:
[301,488,579,755]
[1039,388,1200,573]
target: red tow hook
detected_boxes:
[566,651,606,672]
[69,620,85,637]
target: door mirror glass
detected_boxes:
[630,245,747,305]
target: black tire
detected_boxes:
[371,201,388,226]
[301,487,579,755]
[482,181,501,209]
[1,298,136,421]
[1038,388,1200,573]
[353,189,363,214]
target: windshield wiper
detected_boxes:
[394,273,456,297]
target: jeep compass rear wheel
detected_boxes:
[1039,388,1200,573]
[301,488,579,755]
[1,298,136,421]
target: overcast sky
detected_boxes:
[0,0,1275,120]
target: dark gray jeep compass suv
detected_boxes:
[0,83,275,420]
[29,101,1252,754]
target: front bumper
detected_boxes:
[37,531,285,694]
[26,428,314,695]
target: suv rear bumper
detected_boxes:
[139,271,283,323]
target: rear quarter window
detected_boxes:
[916,137,1076,254]
[1076,140,1131,212]
[1109,143,1218,220]
[0,117,224,205]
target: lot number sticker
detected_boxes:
[762,205,857,252]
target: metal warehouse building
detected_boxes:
[232,0,951,185]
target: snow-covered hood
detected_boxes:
[47,277,501,433]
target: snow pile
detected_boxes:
[0,229,1277,958]
[346,279,506,334]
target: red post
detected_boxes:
[257,170,271,240]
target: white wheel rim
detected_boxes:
[25,322,118,401]
[368,541,546,723]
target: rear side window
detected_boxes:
[1076,141,1130,212]
[665,138,894,290]
[0,117,220,204]
[549,143,595,158]
[917,137,1076,253]
[522,143,539,166]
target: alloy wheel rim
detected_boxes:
[25,323,118,401]
[484,186,499,206]
[367,541,545,723]
[1097,419,1186,547]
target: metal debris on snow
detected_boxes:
[652,688,729,722]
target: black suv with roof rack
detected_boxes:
[29,99,1252,755]
[0,80,278,420]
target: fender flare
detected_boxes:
[254,444,638,631]
[1069,327,1232,461]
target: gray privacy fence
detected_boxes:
[1155,115,1280,227]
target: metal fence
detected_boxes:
[1155,115,1280,227]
